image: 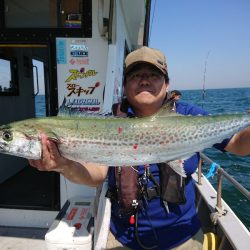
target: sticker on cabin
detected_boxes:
[65,68,98,82]
[69,58,89,65]
[66,82,100,96]
[56,39,67,64]
[77,106,100,111]
[66,98,100,106]
[56,38,104,112]
[70,44,88,57]
[59,97,101,113]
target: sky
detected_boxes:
[1,1,249,93]
[149,0,250,90]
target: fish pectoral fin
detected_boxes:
[166,159,187,177]
[45,131,60,143]
[48,137,60,144]
[153,100,180,117]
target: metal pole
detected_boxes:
[216,168,223,210]
[219,167,250,200]
[200,152,250,200]
[198,158,202,185]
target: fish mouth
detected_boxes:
[0,144,4,152]
[0,142,7,152]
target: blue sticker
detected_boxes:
[56,39,67,64]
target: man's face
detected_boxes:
[174,95,181,101]
[124,63,168,116]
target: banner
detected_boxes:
[56,38,107,112]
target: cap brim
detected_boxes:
[125,61,166,75]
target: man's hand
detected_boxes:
[225,126,250,156]
[28,134,108,186]
[29,133,66,172]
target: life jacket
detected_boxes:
[106,163,189,216]
[107,100,189,216]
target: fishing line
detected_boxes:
[149,0,157,43]
[202,50,211,108]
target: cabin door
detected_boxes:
[0,44,60,212]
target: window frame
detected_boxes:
[0,0,92,37]
[0,55,18,96]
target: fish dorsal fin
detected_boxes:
[154,99,180,117]
[166,159,187,177]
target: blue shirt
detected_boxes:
[108,101,226,249]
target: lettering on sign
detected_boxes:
[65,69,98,82]
[67,82,100,97]
[66,98,100,106]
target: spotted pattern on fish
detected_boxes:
[0,113,249,170]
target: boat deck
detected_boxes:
[0,226,47,250]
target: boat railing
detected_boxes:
[198,152,250,212]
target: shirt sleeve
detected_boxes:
[213,137,231,152]
[175,101,209,116]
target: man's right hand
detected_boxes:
[28,133,109,186]
[28,133,68,173]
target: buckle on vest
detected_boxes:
[146,186,160,200]
[105,188,117,201]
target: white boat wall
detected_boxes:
[195,153,250,249]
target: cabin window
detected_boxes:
[4,0,58,28]
[4,0,83,29]
[0,57,18,95]
[60,0,83,28]
[33,59,46,117]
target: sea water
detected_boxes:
[181,87,250,230]
[35,87,250,230]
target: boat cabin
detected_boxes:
[0,0,150,228]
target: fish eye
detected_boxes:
[2,130,13,142]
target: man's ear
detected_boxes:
[123,84,128,96]
[165,82,170,92]
[120,98,129,113]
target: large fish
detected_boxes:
[0,107,249,176]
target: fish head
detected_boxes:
[0,125,41,159]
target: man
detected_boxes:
[170,90,182,101]
[29,46,250,249]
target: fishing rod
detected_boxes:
[202,50,211,108]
